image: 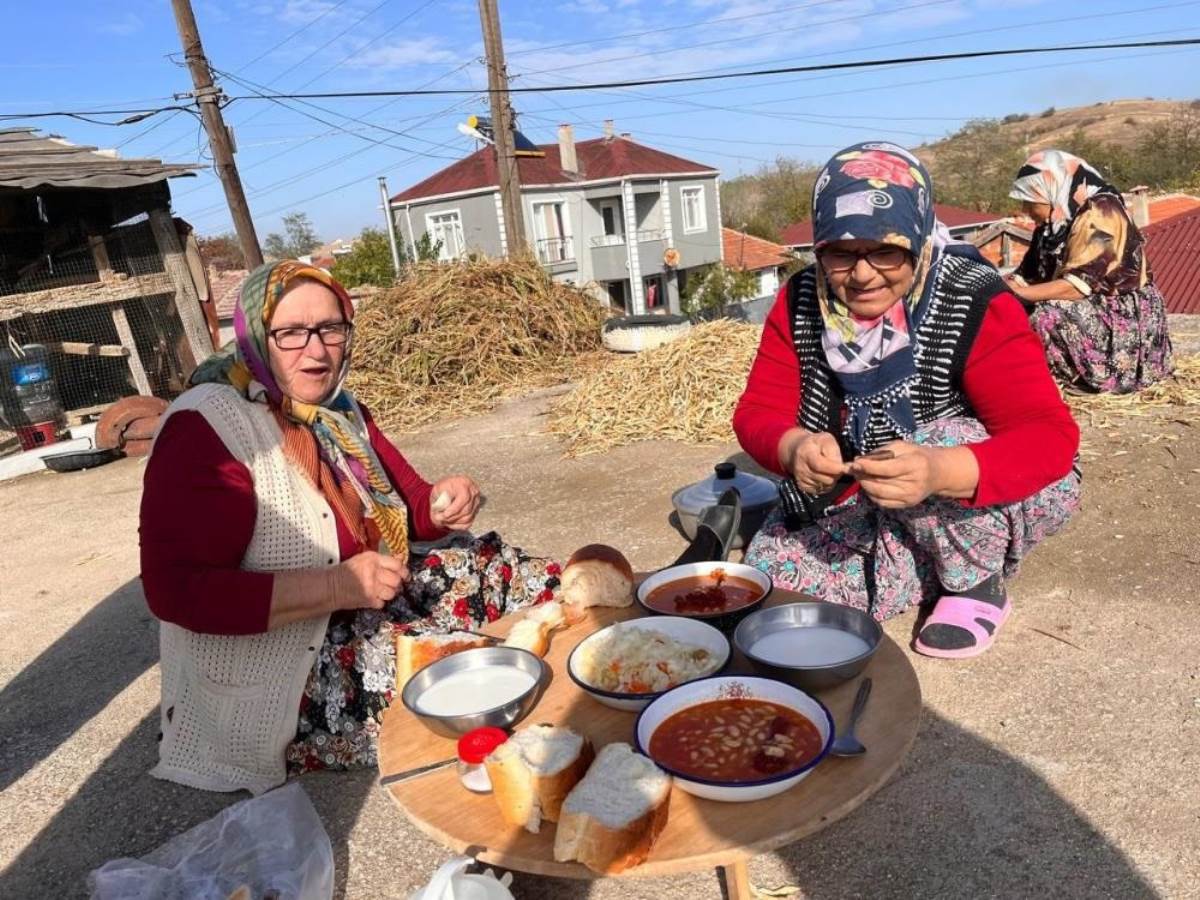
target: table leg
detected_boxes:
[722,860,754,900]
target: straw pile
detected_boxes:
[1065,354,1200,428]
[347,256,606,431]
[546,319,762,456]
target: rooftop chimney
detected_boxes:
[558,123,578,175]
[602,119,614,140]
[1127,185,1150,228]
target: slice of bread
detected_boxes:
[502,619,550,658]
[395,631,491,690]
[485,724,594,834]
[525,600,567,631]
[560,545,635,610]
[553,742,672,874]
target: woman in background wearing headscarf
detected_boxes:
[734,143,1081,659]
[139,261,559,793]
[1006,149,1173,393]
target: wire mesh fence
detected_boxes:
[0,207,200,458]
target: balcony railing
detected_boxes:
[632,228,664,242]
[589,233,625,248]
[535,236,575,264]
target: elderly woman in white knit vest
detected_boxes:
[139,261,560,794]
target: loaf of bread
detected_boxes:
[502,618,550,657]
[395,631,491,690]
[560,545,635,610]
[485,724,595,833]
[553,742,672,874]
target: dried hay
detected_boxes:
[1065,354,1200,429]
[347,256,606,432]
[546,319,762,456]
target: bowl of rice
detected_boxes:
[567,616,730,711]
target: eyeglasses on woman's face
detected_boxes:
[268,322,352,350]
[818,245,910,273]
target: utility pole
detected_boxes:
[377,176,403,277]
[477,0,526,255]
[171,0,264,269]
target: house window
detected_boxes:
[532,201,574,264]
[681,185,706,234]
[426,210,464,260]
[600,199,623,237]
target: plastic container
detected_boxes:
[671,462,780,549]
[0,344,64,439]
[455,727,508,793]
[409,857,515,900]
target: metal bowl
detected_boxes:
[400,646,548,739]
[733,602,881,691]
[637,562,772,632]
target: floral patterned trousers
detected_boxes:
[744,418,1082,622]
[286,531,560,774]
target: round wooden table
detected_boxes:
[378,590,921,899]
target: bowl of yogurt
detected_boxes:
[733,602,881,691]
[401,646,548,738]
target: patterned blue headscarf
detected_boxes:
[811,141,979,450]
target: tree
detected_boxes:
[330,228,398,288]
[414,231,443,262]
[263,211,320,260]
[195,232,245,271]
[681,263,760,319]
[928,118,1029,212]
[720,157,821,241]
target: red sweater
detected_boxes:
[139,406,447,636]
[732,286,1079,508]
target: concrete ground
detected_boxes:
[2,372,1199,899]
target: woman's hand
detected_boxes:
[780,430,847,494]
[429,475,482,530]
[848,442,979,508]
[334,551,409,610]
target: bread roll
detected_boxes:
[485,724,594,833]
[395,631,491,690]
[502,619,550,657]
[553,742,671,873]
[560,544,634,610]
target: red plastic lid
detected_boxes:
[457,727,508,764]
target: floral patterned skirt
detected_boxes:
[285,531,560,775]
[1029,283,1174,393]
[743,418,1082,622]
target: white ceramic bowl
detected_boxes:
[634,675,834,802]
[566,616,731,712]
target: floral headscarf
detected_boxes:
[811,142,977,450]
[1008,149,1121,282]
[191,261,409,558]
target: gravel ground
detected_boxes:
[2,372,1199,899]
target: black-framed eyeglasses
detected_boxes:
[268,322,352,350]
[818,246,910,273]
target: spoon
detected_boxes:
[830,677,872,757]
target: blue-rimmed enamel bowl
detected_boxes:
[567,616,730,712]
[634,675,834,802]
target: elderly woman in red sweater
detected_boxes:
[140,261,558,792]
[734,143,1081,659]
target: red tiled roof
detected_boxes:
[211,268,248,320]
[722,228,792,271]
[780,204,1006,248]
[1144,208,1200,315]
[1148,193,1200,225]
[391,137,717,203]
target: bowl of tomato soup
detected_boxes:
[635,676,833,802]
[637,562,771,628]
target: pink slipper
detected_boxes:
[914,594,1012,659]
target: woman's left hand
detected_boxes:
[847,441,942,509]
[429,475,482,530]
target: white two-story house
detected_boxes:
[389,124,723,315]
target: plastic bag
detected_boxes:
[87,783,334,900]
[408,857,515,900]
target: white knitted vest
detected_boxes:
[149,383,338,795]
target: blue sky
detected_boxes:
[4,0,1199,241]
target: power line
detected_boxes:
[234,0,356,73]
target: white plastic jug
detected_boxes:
[409,857,516,900]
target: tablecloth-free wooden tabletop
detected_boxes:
[378,589,921,889]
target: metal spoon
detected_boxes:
[830,677,872,757]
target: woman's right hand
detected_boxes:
[334,551,409,610]
[780,430,847,494]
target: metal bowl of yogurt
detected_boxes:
[733,602,881,691]
[401,646,548,738]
